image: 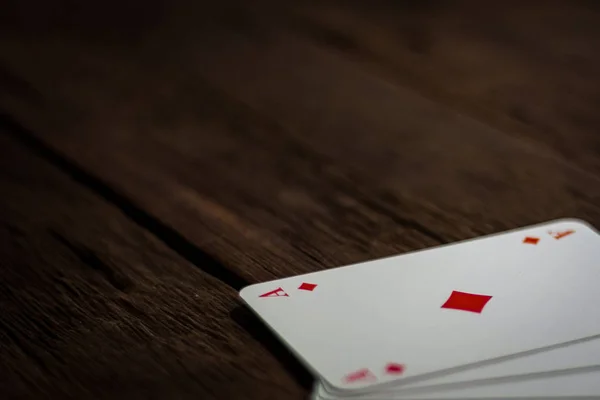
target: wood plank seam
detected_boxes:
[0,112,250,291]
[48,229,134,293]
[0,129,310,398]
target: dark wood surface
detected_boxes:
[1,1,600,398]
[0,132,305,399]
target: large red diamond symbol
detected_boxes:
[523,236,539,245]
[298,282,317,291]
[441,291,493,314]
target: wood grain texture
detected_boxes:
[185,28,600,232]
[0,132,306,399]
[285,0,600,175]
[0,24,444,282]
[1,1,600,284]
[1,2,600,398]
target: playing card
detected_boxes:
[318,335,600,398]
[317,338,600,398]
[313,366,600,399]
[240,219,600,392]
[317,219,600,397]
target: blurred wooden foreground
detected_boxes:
[1,1,600,398]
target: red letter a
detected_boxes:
[259,287,289,298]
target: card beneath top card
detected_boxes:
[240,219,600,392]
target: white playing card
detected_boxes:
[240,219,600,392]
[313,366,600,399]
[319,335,600,398]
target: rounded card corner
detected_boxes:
[554,218,598,233]
[238,284,257,300]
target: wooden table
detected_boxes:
[2,1,600,398]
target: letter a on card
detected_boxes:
[259,287,288,298]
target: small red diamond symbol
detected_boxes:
[298,282,317,291]
[523,236,539,245]
[385,363,405,375]
[441,291,493,314]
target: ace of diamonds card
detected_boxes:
[240,219,600,392]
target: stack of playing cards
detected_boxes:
[240,219,600,399]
